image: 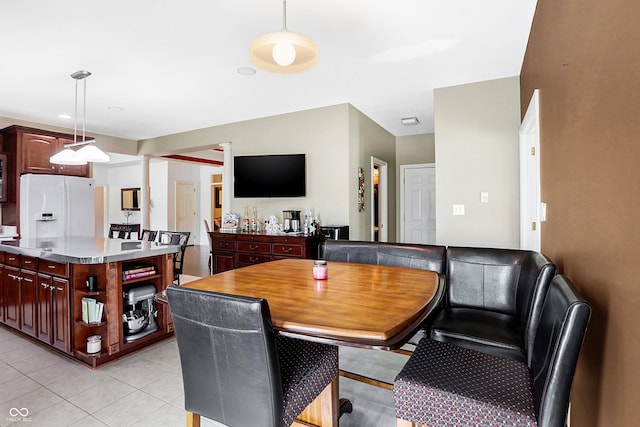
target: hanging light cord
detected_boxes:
[282,0,287,30]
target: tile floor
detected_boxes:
[0,315,411,427]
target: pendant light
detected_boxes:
[50,70,110,165]
[250,0,318,74]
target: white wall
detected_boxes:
[434,76,521,248]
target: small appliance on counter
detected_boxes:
[283,210,302,232]
[122,284,158,343]
[319,225,349,240]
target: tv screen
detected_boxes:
[234,154,306,198]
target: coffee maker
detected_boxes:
[122,284,158,343]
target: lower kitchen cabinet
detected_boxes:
[36,273,71,353]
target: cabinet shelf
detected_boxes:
[75,319,107,328]
[122,274,161,285]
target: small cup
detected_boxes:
[86,275,98,292]
[313,260,328,280]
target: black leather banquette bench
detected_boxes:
[320,240,556,361]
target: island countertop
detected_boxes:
[0,236,179,264]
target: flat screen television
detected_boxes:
[234,154,306,198]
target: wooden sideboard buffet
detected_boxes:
[210,231,323,274]
[0,237,178,368]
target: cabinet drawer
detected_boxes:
[213,239,236,251]
[4,253,20,267]
[237,253,271,265]
[237,242,271,254]
[21,256,38,270]
[39,260,70,277]
[272,244,303,257]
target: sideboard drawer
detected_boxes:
[237,253,272,266]
[213,239,236,251]
[39,260,70,277]
[237,242,271,254]
[272,244,303,257]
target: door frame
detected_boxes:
[519,89,542,251]
[370,157,388,242]
[399,163,436,243]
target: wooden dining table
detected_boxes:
[179,257,444,427]
[181,257,444,350]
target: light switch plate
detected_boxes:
[452,204,465,215]
[480,192,489,203]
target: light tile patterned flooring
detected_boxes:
[0,293,411,426]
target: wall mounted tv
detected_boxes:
[234,154,306,198]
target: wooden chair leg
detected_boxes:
[186,411,201,427]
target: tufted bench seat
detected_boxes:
[394,275,591,427]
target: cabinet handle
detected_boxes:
[24,260,33,264]
[47,265,56,269]
[41,283,49,289]
[282,247,293,253]
[249,256,259,262]
[55,287,63,292]
[249,244,259,250]
[7,273,17,280]
[8,257,16,261]
[221,242,229,248]
[23,277,33,283]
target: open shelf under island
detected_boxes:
[0,237,179,369]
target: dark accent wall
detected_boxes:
[520,0,640,425]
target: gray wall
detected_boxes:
[434,76,521,248]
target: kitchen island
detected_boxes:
[0,237,179,368]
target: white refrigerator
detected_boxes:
[20,174,95,240]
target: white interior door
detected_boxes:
[520,89,542,251]
[401,164,436,244]
[175,181,196,244]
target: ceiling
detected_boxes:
[0,0,537,144]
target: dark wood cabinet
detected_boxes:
[19,269,38,338]
[36,272,71,353]
[0,125,92,233]
[3,265,20,328]
[210,232,323,274]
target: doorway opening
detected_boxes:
[370,157,388,242]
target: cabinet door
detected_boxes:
[20,269,38,337]
[3,266,20,328]
[51,277,71,353]
[0,265,4,323]
[21,133,58,174]
[213,252,235,274]
[57,138,89,177]
[36,273,53,344]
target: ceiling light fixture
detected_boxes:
[50,70,110,165]
[249,0,318,74]
[401,117,420,126]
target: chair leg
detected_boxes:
[294,377,339,426]
[186,411,201,427]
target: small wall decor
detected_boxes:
[358,167,365,212]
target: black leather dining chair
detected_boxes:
[394,275,591,427]
[158,231,190,285]
[166,285,339,427]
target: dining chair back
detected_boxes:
[166,285,339,427]
[108,225,131,239]
[140,229,158,242]
[158,231,190,285]
[204,219,213,274]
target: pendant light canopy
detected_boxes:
[250,0,318,74]
[50,70,110,165]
